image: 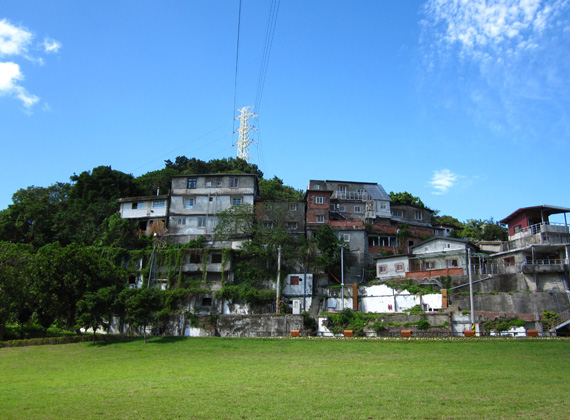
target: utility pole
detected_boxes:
[235,106,257,162]
[468,247,475,331]
[276,246,282,313]
[339,243,347,311]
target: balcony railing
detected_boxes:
[332,191,370,201]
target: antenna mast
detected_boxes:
[235,106,257,162]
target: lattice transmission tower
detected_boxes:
[235,106,257,162]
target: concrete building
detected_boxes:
[168,173,259,246]
[117,194,169,236]
[492,205,570,292]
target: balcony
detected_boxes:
[332,191,370,201]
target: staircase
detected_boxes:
[543,309,570,333]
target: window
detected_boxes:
[187,178,197,189]
[290,276,300,285]
[342,234,350,242]
[176,217,186,226]
[131,202,144,210]
[380,202,387,209]
[217,181,223,186]
[229,177,239,188]
[504,256,515,267]
[415,211,423,220]
[446,259,458,268]
[262,222,274,229]
[338,185,347,198]
[287,222,298,230]
[314,185,320,190]
[152,200,166,208]
[391,209,403,217]
[356,188,365,198]
[183,198,194,209]
[395,263,405,272]
[232,197,242,206]
[209,196,213,202]
[315,196,324,205]
[205,181,212,187]
[354,205,361,213]
[190,253,201,263]
[198,217,206,228]
[211,254,222,264]
[514,225,522,233]
[378,265,387,274]
[316,215,325,223]
[338,205,346,212]
[201,298,212,306]
[289,203,297,211]
[425,261,436,269]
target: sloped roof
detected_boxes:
[365,184,391,201]
[500,205,570,224]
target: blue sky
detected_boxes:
[1,1,570,224]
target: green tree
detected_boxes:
[0,242,35,340]
[389,191,428,209]
[258,176,303,201]
[0,183,71,248]
[135,168,179,196]
[120,287,162,343]
[431,214,463,229]
[214,204,257,240]
[313,225,343,274]
[76,286,119,342]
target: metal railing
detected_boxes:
[331,191,370,201]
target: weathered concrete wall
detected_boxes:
[451,291,570,315]
[216,314,303,337]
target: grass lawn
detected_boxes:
[1,337,569,419]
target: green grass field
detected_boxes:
[1,338,569,419]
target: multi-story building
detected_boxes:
[492,205,570,292]
[168,173,259,246]
[117,194,169,236]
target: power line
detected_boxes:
[232,0,243,141]
[255,0,281,114]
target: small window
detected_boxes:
[395,263,405,272]
[201,297,212,307]
[378,265,387,274]
[232,197,242,206]
[314,185,320,190]
[514,225,522,233]
[190,253,201,264]
[338,205,346,212]
[380,202,387,209]
[198,217,206,228]
[183,198,194,209]
[391,209,403,217]
[289,203,297,211]
[217,181,223,186]
[205,181,212,187]
[131,202,144,210]
[342,234,350,242]
[415,211,423,220]
[209,197,214,202]
[229,177,239,188]
[316,215,325,223]
[176,217,186,226]
[446,259,458,268]
[287,222,298,230]
[354,206,361,213]
[211,254,222,264]
[187,178,197,189]
[315,196,324,205]
[262,222,274,229]
[290,276,300,285]
[356,188,365,198]
[152,200,166,208]
[425,261,436,269]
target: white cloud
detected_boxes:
[422,0,566,61]
[0,19,60,110]
[429,169,458,195]
[43,38,61,54]
[0,61,39,108]
[0,19,32,57]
